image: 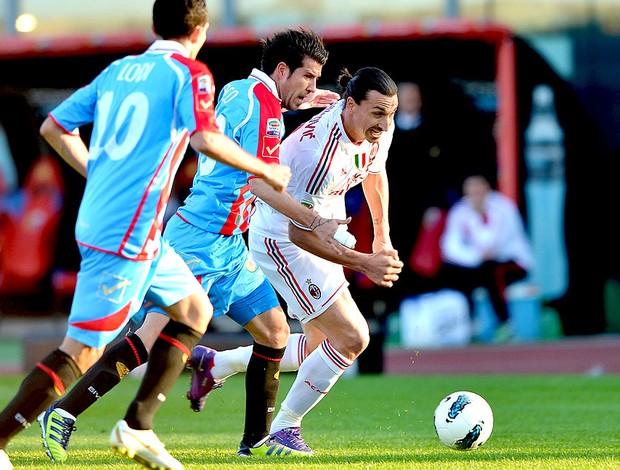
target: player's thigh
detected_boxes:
[314,288,368,334]
[146,241,209,330]
[249,235,348,324]
[238,289,289,348]
[146,241,205,311]
[210,252,271,323]
[309,288,370,357]
[161,290,212,333]
[300,321,326,353]
[168,221,257,319]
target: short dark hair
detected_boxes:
[152,0,208,40]
[337,67,397,104]
[261,28,329,75]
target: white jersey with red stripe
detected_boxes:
[248,99,394,323]
[250,99,393,241]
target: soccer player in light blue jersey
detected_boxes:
[0,1,290,469]
[34,26,341,465]
[178,29,340,457]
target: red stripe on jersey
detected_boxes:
[305,123,340,195]
[141,132,190,256]
[254,81,283,164]
[220,184,255,235]
[119,132,189,260]
[116,52,205,259]
[70,302,132,332]
[224,81,281,231]
[171,54,219,134]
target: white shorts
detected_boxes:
[249,233,348,324]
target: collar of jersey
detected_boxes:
[147,39,190,58]
[249,68,279,99]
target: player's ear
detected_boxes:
[345,96,356,112]
[190,22,209,43]
[276,62,290,79]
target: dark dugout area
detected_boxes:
[0,29,613,339]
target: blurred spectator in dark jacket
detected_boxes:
[384,81,461,309]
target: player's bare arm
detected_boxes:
[362,172,396,255]
[191,131,291,192]
[249,177,347,253]
[288,223,403,287]
[40,117,89,178]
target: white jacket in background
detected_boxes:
[440,191,534,270]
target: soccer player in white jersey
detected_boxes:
[247,66,404,453]
[0,1,290,469]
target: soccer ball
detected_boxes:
[433,390,494,450]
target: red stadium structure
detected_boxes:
[0,20,520,202]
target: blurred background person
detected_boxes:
[394,81,423,132]
[439,174,534,342]
[384,80,486,308]
[384,81,456,308]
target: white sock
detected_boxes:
[55,407,76,421]
[211,333,307,381]
[211,345,252,381]
[281,334,307,372]
[270,339,351,433]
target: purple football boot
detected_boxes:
[186,345,223,412]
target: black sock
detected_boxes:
[58,333,148,417]
[243,342,285,446]
[124,321,201,430]
[0,349,81,448]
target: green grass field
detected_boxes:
[1,372,619,469]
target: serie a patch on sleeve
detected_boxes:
[197,74,214,94]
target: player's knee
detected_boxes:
[246,307,290,348]
[354,330,371,356]
[167,292,213,333]
[336,329,369,359]
[253,320,290,349]
[272,319,290,346]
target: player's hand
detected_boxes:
[298,89,340,110]
[263,164,292,192]
[311,216,351,255]
[372,235,396,255]
[364,248,403,288]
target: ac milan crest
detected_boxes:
[306,279,321,299]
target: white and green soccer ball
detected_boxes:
[433,391,494,450]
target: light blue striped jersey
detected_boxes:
[49,40,219,260]
[176,68,283,235]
